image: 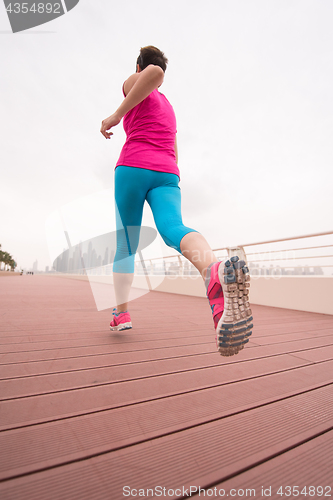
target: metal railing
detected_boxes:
[134,230,333,278]
[49,230,333,278]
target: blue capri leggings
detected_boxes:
[113,166,197,273]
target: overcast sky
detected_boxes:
[1,0,332,271]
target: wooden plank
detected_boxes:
[3,341,333,400]
[0,368,331,480]
[1,314,332,343]
[0,352,311,405]
[0,350,316,400]
[218,430,333,495]
[0,387,332,499]
[0,324,332,359]
[0,358,331,432]
[0,336,332,380]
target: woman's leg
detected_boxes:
[147,172,252,357]
[113,166,147,313]
[179,232,217,280]
[147,175,226,332]
[146,175,217,280]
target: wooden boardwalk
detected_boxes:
[0,275,332,499]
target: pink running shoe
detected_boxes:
[206,261,225,330]
[206,247,253,357]
[110,308,132,331]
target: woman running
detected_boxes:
[100,46,253,356]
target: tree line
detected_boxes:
[0,244,17,271]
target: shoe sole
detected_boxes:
[110,322,132,332]
[216,249,253,357]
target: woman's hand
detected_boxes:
[100,112,121,139]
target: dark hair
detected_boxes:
[136,46,168,72]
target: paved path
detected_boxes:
[0,275,332,499]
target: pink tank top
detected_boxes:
[116,87,180,178]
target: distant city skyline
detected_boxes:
[34,233,330,276]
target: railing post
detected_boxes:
[177,256,182,275]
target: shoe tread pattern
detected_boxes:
[217,256,253,357]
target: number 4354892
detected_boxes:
[277,486,331,496]
[6,3,61,14]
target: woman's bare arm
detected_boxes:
[100,65,164,139]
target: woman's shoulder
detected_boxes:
[123,73,140,96]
